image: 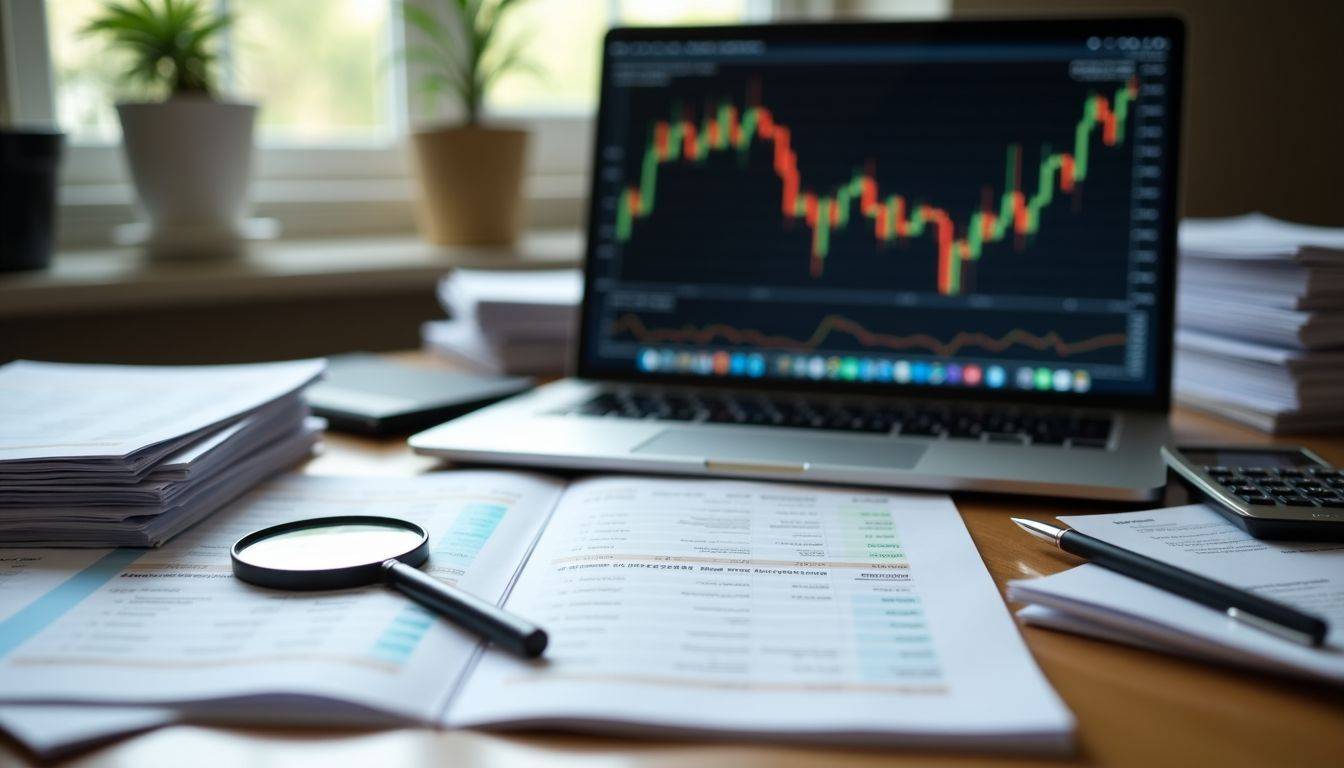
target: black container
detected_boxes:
[0,130,63,272]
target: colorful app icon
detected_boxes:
[929,363,946,385]
[1053,368,1071,392]
[826,357,842,379]
[985,365,1006,388]
[894,360,912,384]
[1034,367,1052,390]
[876,359,894,382]
[859,359,876,381]
[809,356,826,379]
[747,354,766,378]
[729,353,747,375]
[1073,369,1092,393]
[964,363,983,387]
[946,363,963,385]
[713,351,731,375]
[638,349,658,372]
[912,361,930,384]
[841,357,860,381]
[1016,366,1035,389]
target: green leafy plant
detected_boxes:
[401,0,537,126]
[82,0,232,99]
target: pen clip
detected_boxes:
[1226,607,1316,647]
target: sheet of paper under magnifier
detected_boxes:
[0,472,566,723]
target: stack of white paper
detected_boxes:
[1175,213,1344,432]
[1008,504,1344,686]
[0,359,326,547]
[422,269,582,375]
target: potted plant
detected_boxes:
[84,0,255,257]
[402,0,536,247]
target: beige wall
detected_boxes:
[951,0,1344,225]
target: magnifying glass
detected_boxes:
[230,515,547,658]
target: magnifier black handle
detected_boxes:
[381,560,548,658]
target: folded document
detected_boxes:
[1009,504,1344,685]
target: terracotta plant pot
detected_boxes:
[117,98,257,257]
[411,126,528,247]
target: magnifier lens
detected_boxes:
[231,515,547,658]
[235,523,423,571]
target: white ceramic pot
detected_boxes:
[116,98,257,256]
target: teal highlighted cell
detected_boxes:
[372,640,418,661]
[393,613,433,630]
[433,504,508,569]
[851,594,920,604]
[855,633,932,644]
[380,628,424,644]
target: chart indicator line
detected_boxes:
[614,78,1139,296]
[611,313,1128,359]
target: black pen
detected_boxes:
[1011,518,1330,647]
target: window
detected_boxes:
[48,0,397,144]
[10,1,950,245]
[488,0,768,115]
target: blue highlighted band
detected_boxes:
[0,548,146,659]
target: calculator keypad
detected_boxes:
[1204,465,1343,509]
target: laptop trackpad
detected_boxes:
[633,428,926,470]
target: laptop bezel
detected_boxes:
[576,16,1185,412]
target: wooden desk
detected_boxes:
[3,371,1341,767]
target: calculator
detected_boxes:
[1161,445,1344,541]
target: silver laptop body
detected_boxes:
[413,17,1186,502]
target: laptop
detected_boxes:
[412,17,1185,501]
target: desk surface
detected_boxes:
[3,357,1341,768]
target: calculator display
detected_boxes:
[1181,449,1321,470]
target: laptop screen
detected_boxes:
[578,19,1183,407]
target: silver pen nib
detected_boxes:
[1010,517,1067,548]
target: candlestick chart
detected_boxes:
[583,37,1176,395]
[615,79,1138,296]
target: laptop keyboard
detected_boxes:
[557,389,1114,448]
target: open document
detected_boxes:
[0,473,1072,755]
[0,472,563,722]
[1009,504,1344,685]
[447,477,1073,749]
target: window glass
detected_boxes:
[230,0,394,143]
[486,0,759,115]
[46,0,762,144]
[47,0,393,144]
[48,0,143,141]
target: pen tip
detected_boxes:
[1009,517,1064,545]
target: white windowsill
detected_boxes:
[0,230,584,318]
[56,172,591,249]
